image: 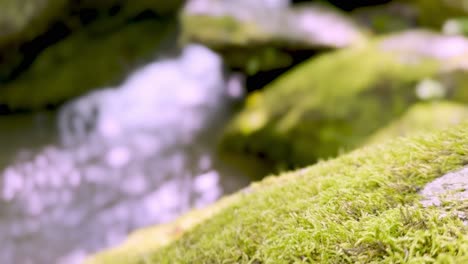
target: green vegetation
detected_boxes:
[366,101,468,145]
[0,0,67,45]
[5,1,468,263]
[412,0,468,28]
[180,14,292,74]
[88,121,468,263]
[180,3,366,75]
[180,15,271,48]
[0,19,174,110]
[352,2,417,34]
[180,14,295,74]
[0,0,183,109]
[0,0,181,46]
[220,39,444,172]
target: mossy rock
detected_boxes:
[180,2,366,74]
[220,30,468,173]
[87,121,468,263]
[0,0,67,45]
[411,0,468,28]
[352,2,418,34]
[0,19,175,110]
[0,0,181,46]
[0,0,183,88]
[366,101,468,145]
[76,0,183,16]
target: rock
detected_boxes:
[0,19,175,110]
[0,0,67,80]
[180,0,366,74]
[219,30,468,172]
[86,121,468,263]
[0,0,183,79]
[420,166,468,208]
[420,166,468,226]
[365,101,468,145]
[0,0,184,110]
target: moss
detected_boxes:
[0,0,181,46]
[180,4,366,75]
[352,2,418,34]
[0,0,67,45]
[366,101,468,145]
[219,30,468,173]
[76,0,183,16]
[220,38,446,172]
[0,19,174,110]
[180,15,290,74]
[0,0,183,85]
[411,0,468,28]
[88,121,468,263]
[86,194,243,264]
[180,15,271,48]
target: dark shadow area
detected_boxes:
[244,49,321,91]
[292,0,393,11]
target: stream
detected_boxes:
[0,45,250,264]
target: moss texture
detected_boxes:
[88,121,468,263]
[0,19,174,110]
[219,31,468,172]
[365,101,468,145]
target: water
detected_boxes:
[0,45,249,264]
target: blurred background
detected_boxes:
[2,0,468,263]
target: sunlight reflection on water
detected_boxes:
[0,45,248,264]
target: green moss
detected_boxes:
[180,15,271,47]
[220,39,446,171]
[77,0,183,16]
[0,0,67,45]
[366,101,468,145]
[352,2,418,34]
[88,121,468,263]
[411,0,468,28]
[0,19,174,110]
[180,15,291,74]
[0,0,181,46]
[180,4,366,75]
